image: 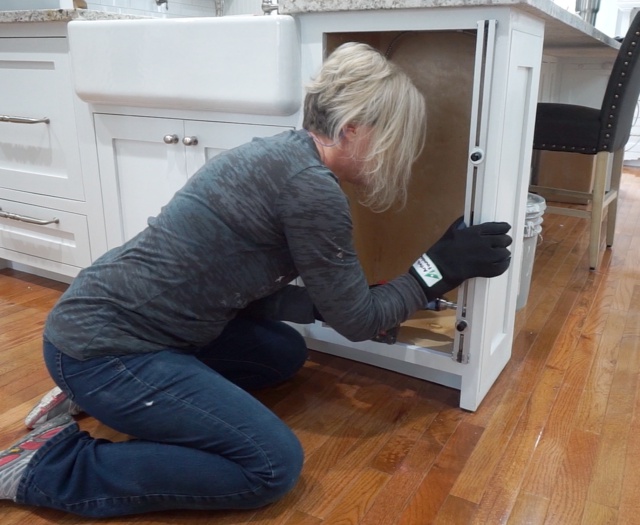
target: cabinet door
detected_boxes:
[0,37,85,200]
[0,196,91,271]
[462,23,543,408]
[95,115,291,249]
[95,114,188,248]
[183,121,291,176]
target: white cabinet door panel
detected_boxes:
[184,121,292,176]
[0,37,84,200]
[96,114,291,249]
[464,27,543,408]
[0,196,90,268]
[95,114,188,248]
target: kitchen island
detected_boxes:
[274,0,619,409]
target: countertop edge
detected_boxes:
[0,9,148,23]
[278,0,620,51]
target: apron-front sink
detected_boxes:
[68,15,301,116]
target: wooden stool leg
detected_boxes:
[589,151,609,270]
[606,149,624,247]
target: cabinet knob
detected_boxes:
[182,136,199,146]
[163,134,179,144]
[456,320,468,332]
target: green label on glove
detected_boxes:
[412,254,443,287]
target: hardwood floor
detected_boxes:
[1,168,640,524]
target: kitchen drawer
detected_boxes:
[0,37,85,200]
[0,197,91,269]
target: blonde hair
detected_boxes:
[303,42,426,211]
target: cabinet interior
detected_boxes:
[326,31,476,353]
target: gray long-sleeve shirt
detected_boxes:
[44,129,426,360]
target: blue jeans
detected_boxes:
[17,319,307,518]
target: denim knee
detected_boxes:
[275,324,309,381]
[252,427,304,507]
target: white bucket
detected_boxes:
[516,193,546,310]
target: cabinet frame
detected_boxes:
[0,22,106,279]
[293,8,544,410]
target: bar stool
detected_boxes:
[529,11,640,269]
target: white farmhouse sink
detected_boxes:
[68,15,301,116]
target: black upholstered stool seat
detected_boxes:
[533,104,601,153]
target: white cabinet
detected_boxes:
[0,196,91,269]
[0,26,101,279]
[0,37,84,200]
[94,114,291,247]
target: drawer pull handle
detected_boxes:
[182,136,198,146]
[0,115,50,125]
[0,208,59,225]
[163,134,179,144]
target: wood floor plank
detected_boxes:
[368,382,444,474]
[520,333,600,499]
[468,365,565,524]
[586,335,640,509]
[574,312,626,435]
[615,375,640,524]
[432,495,478,525]
[320,467,390,524]
[542,428,599,524]
[507,492,550,525]
[449,387,529,504]
[283,510,323,525]
[358,436,441,525]
[296,375,425,519]
[397,421,484,525]
[581,501,618,525]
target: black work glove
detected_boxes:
[409,217,512,302]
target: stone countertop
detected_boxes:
[278,0,620,54]
[0,9,146,23]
